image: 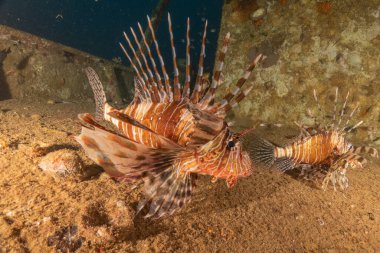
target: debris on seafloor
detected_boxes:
[229,0,260,23]
[38,149,83,177]
[250,7,265,20]
[79,200,135,242]
[47,99,56,105]
[47,225,85,253]
[250,7,266,26]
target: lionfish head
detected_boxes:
[332,131,353,155]
[341,139,354,154]
[197,127,253,188]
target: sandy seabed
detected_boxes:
[0,98,379,253]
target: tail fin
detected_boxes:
[84,67,107,121]
[250,137,276,168]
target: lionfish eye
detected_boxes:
[227,140,235,148]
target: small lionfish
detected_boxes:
[76,14,263,218]
[253,88,378,190]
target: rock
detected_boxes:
[215,0,380,144]
[0,25,133,102]
[30,114,42,120]
[347,52,362,68]
[38,149,83,177]
[43,216,51,223]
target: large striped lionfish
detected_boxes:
[253,88,378,190]
[76,14,263,218]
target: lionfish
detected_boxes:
[76,14,264,218]
[253,88,378,190]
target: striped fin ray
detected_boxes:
[130,27,166,97]
[346,120,363,133]
[223,84,254,113]
[341,104,358,132]
[146,16,173,101]
[76,114,192,218]
[337,91,350,128]
[330,87,339,128]
[119,43,151,102]
[133,77,152,102]
[199,32,231,108]
[84,67,107,121]
[182,17,191,98]
[339,152,367,168]
[300,164,349,191]
[78,113,108,131]
[352,146,378,158]
[190,20,208,104]
[321,168,349,191]
[137,169,192,218]
[215,54,264,112]
[135,23,169,102]
[299,164,329,185]
[313,89,324,128]
[167,13,181,101]
[272,157,295,172]
[195,74,210,105]
[129,28,166,102]
[122,32,160,103]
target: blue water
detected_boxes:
[0,0,223,73]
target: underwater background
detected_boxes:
[0,0,222,71]
[0,0,380,252]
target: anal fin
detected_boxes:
[272,157,295,172]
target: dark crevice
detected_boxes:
[113,67,133,103]
[16,54,31,70]
[0,48,11,100]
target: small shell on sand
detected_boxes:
[38,149,83,177]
